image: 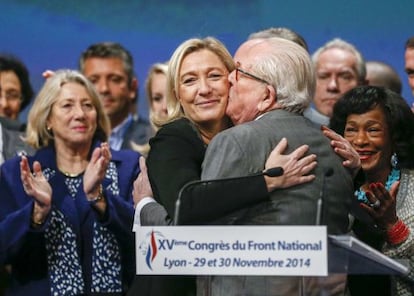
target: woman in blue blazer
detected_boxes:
[0,70,140,295]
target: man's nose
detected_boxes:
[327,76,339,91]
[228,70,236,85]
[95,79,109,94]
[0,95,9,108]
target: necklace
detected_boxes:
[355,168,401,204]
[59,170,84,178]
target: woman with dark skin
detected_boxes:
[329,86,414,296]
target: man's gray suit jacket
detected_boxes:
[199,109,354,296]
[202,109,353,232]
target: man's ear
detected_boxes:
[129,77,138,102]
[258,84,276,112]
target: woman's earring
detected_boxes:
[391,153,398,169]
[46,126,53,136]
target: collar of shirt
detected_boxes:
[109,114,133,150]
[303,107,329,126]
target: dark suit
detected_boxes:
[1,124,34,162]
[121,117,153,149]
[128,118,203,296]
[0,117,24,132]
[200,109,354,296]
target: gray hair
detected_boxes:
[248,27,308,52]
[312,38,366,82]
[252,37,315,114]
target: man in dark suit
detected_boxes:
[0,117,34,164]
[303,38,367,126]
[79,42,152,150]
[199,37,354,296]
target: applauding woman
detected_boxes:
[330,86,414,295]
[0,70,140,295]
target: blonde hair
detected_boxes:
[145,62,168,130]
[25,69,110,149]
[152,37,235,128]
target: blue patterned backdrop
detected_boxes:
[0,0,413,121]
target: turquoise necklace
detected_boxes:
[355,168,401,204]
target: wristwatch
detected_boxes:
[87,184,104,204]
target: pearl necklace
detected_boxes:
[355,168,401,204]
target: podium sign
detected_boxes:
[135,225,328,276]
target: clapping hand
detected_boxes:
[360,181,399,230]
[20,155,52,224]
[83,142,111,199]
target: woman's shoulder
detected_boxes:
[161,117,193,131]
[156,118,200,139]
[149,118,205,154]
[401,169,414,179]
[1,155,21,171]
[111,148,141,162]
[1,147,47,171]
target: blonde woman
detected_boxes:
[128,37,317,296]
[0,69,140,295]
[132,62,169,156]
[146,62,169,128]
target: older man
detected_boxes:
[405,37,414,96]
[304,38,367,126]
[200,37,354,296]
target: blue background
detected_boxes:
[1,0,412,121]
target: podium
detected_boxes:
[173,178,410,275]
[328,234,409,276]
[135,177,412,295]
[135,224,411,296]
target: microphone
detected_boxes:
[263,167,284,177]
[316,168,334,225]
[174,167,285,225]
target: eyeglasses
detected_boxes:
[235,63,270,85]
[0,91,21,102]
